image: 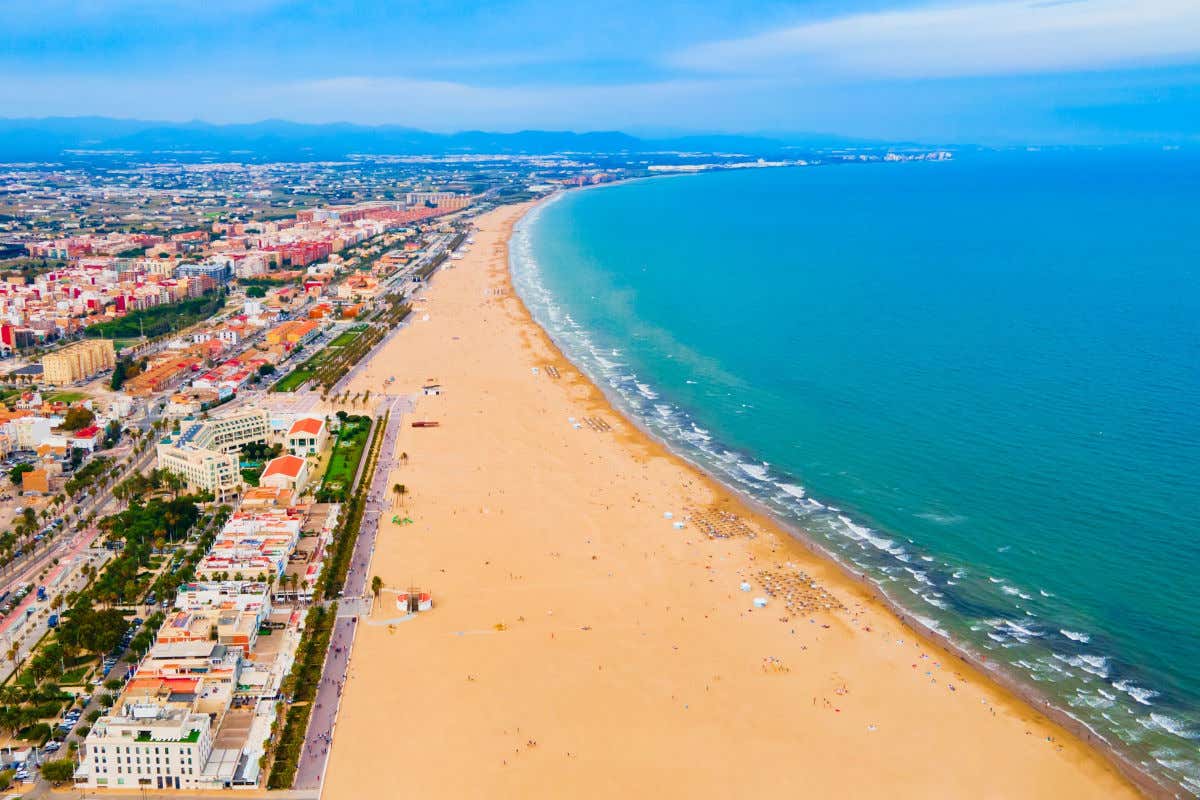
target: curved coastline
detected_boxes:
[506,187,1174,799]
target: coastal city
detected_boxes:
[0,166,491,792]
[6,118,1196,800]
[0,145,604,792]
[0,147,948,796]
[0,129,1178,800]
[0,2,1195,798]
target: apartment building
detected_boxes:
[155,442,240,501]
[41,339,115,385]
[264,319,319,348]
[196,508,303,582]
[156,609,261,653]
[124,356,200,397]
[73,701,217,791]
[173,580,272,617]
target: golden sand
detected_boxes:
[325,201,1141,799]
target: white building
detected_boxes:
[73,703,216,791]
[155,442,240,501]
[180,408,271,453]
[155,408,273,501]
[285,416,327,456]
[259,454,309,495]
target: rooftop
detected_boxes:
[287,416,324,436]
[262,454,305,479]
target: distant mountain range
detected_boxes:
[0,117,884,161]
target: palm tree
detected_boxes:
[371,575,383,607]
[6,643,21,675]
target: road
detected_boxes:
[0,528,112,684]
[292,395,410,791]
[0,436,158,685]
[0,431,156,589]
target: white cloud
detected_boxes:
[668,0,1200,79]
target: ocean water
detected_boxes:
[510,152,1200,795]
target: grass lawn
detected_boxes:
[272,369,313,392]
[44,390,89,403]
[60,666,92,685]
[272,342,344,392]
[319,418,371,498]
[19,723,51,745]
[328,326,368,348]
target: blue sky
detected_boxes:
[1,0,1198,143]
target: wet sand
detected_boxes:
[324,201,1141,799]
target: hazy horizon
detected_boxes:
[1,1,1198,146]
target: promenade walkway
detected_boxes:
[293,394,410,792]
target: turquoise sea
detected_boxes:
[510,152,1200,795]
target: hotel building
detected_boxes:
[155,442,240,502]
[155,408,272,501]
[181,408,271,453]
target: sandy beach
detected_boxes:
[324,200,1141,799]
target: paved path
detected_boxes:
[47,790,319,800]
[293,395,409,792]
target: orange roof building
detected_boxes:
[260,454,309,494]
[286,416,327,456]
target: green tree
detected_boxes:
[60,406,96,431]
[9,463,33,486]
[110,358,129,390]
[371,575,383,606]
[41,759,75,783]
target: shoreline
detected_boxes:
[507,192,1170,799]
[326,200,1146,799]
